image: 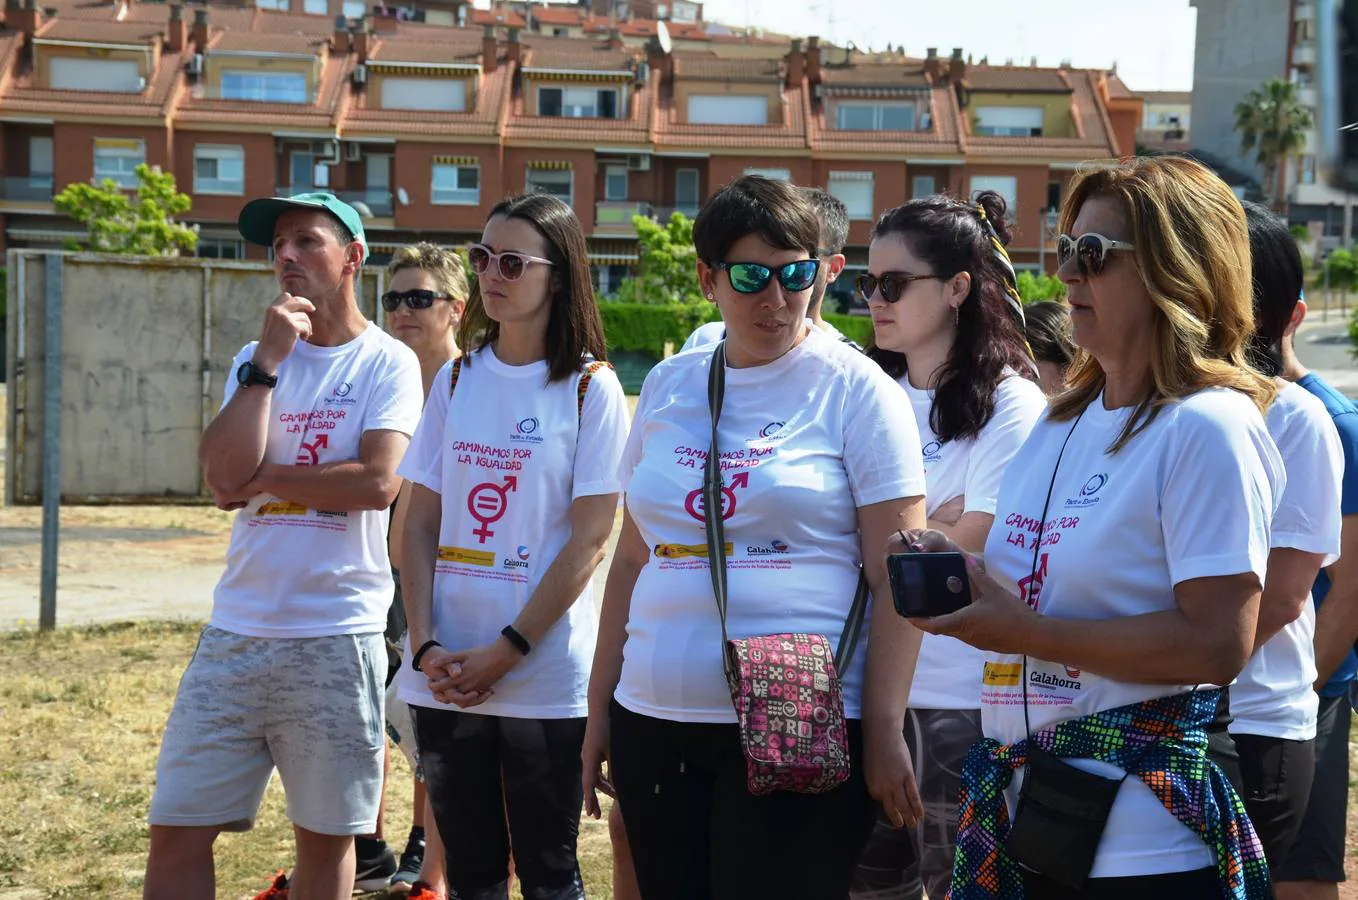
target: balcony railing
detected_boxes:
[192,85,318,105]
[652,205,701,222]
[595,200,652,235]
[1294,41,1316,67]
[0,174,54,202]
[337,189,394,218]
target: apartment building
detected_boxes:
[1137,90,1191,152]
[0,0,1140,291]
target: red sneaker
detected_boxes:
[406,881,447,900]
[250,871,290,900]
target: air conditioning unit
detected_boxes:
[626,154,651,172]
[345,141,362,162]
[352,64,367,85]
[186,53,203,76]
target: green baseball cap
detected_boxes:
[237,191,369,263]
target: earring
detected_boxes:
[706,293,714,300]
[954,306,960,325]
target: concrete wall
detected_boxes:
[1189,0,1290,177]
[5,251,384,503]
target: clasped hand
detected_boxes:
[418,639,522,708]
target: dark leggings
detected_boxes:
[608,699,878,900]
[414,707,587,900]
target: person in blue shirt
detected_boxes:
[1275,290,1358,900]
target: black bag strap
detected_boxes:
[702,341,869,683]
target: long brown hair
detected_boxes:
[458,193,608,383]
[1052,156,1276,451]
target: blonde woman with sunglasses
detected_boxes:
[902,156,1281,899]
[397,195,629,900]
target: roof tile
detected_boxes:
[965,66,1072,93]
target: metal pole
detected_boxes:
[39,253,63,632]
[1038,207,1047,275]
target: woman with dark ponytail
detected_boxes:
[851,191,1046,900]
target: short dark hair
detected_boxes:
[801,187,849,254]
[323,215,355,249]
[458,193,608,383]
[1024,301,1076,368]
[1242,200,1303,378]
[693,176,821,265]
[866,190,1034,443]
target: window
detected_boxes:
[367,154,390,190]
[593,263,631,297]
[221,70,309,104]
[552,27,569,36]
[911,175,935,199]
[744,167,791,181]
[675,168,700,213]
[255,0,287,9]
[342,0,364,16]
[380,77,466,111]
[835,102,916,131]
[49,57,142,93]
[93,138,144,188]
[537,86,618,118]
[289,151,313,191]
[1302,154,1317,184]
[688,95,768,125]
[431,164,480,205]
[828,171,874,220]
[194,145,245,195]
[30,136,53,179]
[971,175,1018,217]
[526,167,573,203]
[197,239,245,259]
[605,165,628,201]
[1046,179,1062,211]
[974,106,1044,137]
[303,0,325,13]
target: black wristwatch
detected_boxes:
[236,360,278,389]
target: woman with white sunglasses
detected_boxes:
[397,194,630,900]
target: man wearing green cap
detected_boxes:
[144,193,423,900]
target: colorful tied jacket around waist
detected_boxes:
[947,688,1269,900]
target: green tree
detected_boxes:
[608,211,701,305]
[54,163,197,256]
[1016,270,1066,305]
[1234,78,1313,207]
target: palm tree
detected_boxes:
[1235,78,1313,209]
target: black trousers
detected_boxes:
[1208,728,1316,873]
[414,706,587,900]
[1022,866,1224,899]
[608,699,878,900]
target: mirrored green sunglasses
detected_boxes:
[717,259,820,295]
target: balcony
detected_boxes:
[1296,0,1314,22]
[1294,41,1316,67]
[652,205,701,222]
[1299,84,1318,108]
[595,201,652,235]
[337,189,394,218]
[0,174,55,209]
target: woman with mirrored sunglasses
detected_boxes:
[902,155,1280,900]
[397,194,630,900]
[849,191,1047,900]
[583,174,928,900]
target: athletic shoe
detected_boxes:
[250,871,289,900]
[354,837,399,893]
[390,826,426,890]
[406,881,447,900]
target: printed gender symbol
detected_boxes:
[296,433,329,466]
[684,471,749,524]
[467,475,518,543]
[1016,551,1048,610]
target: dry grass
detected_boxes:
[0,621,615,900]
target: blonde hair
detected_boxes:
[386,242,470,301]
[1052,155,1276,451]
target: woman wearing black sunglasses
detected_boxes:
[396,194,630,900]
[851,191,1046,900]
[583,175,928,899]
[901,155,1281,899]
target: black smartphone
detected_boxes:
[887,552,972,618]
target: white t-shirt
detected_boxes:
[680,317,845,353]
[1230,382,1344,740]
[211,324,423,638]
[981,388,1283,878]
[901,374,1047,709]
[395,346,630,719]
[617,329,927,724]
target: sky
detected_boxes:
[690,0,1198,92]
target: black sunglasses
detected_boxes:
[855,272,945,304]
[717,259,820,295]
[382,289,451,312]
[1056,233,1135,277]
